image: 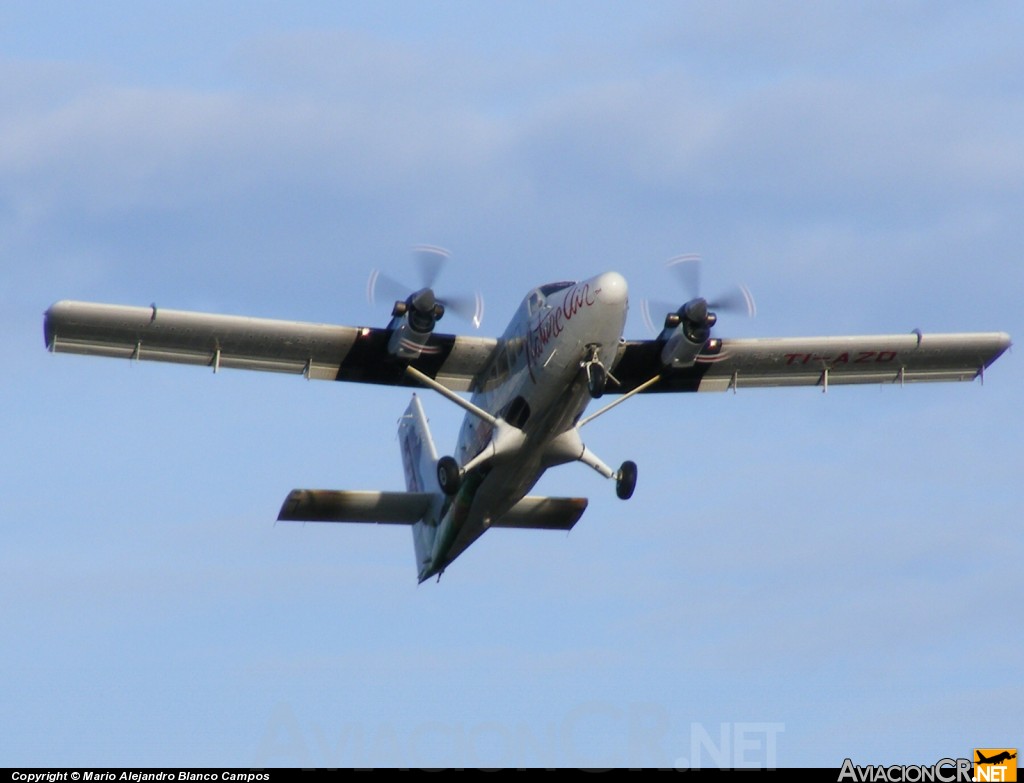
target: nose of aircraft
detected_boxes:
[592,271,628,307]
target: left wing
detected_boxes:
[44,300,497,391]
[613,332,1011,393]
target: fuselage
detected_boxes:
[424,271,628,576]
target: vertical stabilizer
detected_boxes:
[398,394,444,579]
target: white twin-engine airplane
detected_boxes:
[45,256,1010,582]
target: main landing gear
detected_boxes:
[616,460,637,500]
[437,440,638,502]
[407,358,649,504]
[437,455,462,496]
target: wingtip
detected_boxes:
[994,332,1013,358]
[43,305,58,351]
[42,300,77,351]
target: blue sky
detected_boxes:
[3,1,1021,768]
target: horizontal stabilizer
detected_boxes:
[278,489,433,524]
[277,490,587,531]
[492,496,588,531]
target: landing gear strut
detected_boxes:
[437,455,462,496]
[544,429,638,501]
[616,460,637,500]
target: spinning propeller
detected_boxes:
[367,245,484,329]
[640,254,756,337]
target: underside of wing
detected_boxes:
[44,300,497,391]
[613,332,1012,393]
[277,489,434,524]
[491,496,589,531]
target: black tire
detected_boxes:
[437,456,462,496]
[587,363,607,399]
[616,460,637,500]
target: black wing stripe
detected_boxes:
[334,328,461,387]
[612,340,710,393]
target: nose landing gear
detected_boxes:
[586,362,607,398]
[582,344,615,399]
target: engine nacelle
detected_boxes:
[658,297,715,368]
[387,288,444,360]
[660,329,705,367]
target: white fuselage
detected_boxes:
[425,272,628,576]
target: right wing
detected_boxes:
[44,300,498,392]
[613,332,1012,393]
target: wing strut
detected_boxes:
[404,364,499,426]
[578,373,662,428]
[403,363,525,497]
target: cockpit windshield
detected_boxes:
[528,281,577,315]
[538,281,576,297]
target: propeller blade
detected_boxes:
[642,253,755,332]
[666,254,702,300]
[366,269,413,306]
[641,298,679,334]
[438,292,484,329]
[640,299,657,334]
[707,284,756,317]
[413,245,451,289]
[369,246,484,328]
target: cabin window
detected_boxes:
[496,345,510,378]
[482,342,511,391]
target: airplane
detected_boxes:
[976,751,1016,765]
[43,253,1011,582]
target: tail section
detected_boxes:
[278,394,585,582]
[398,394,445,579]
[399,393,438,493]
